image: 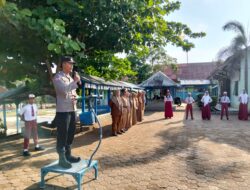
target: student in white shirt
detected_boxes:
[19,94,44,156]
[201,91,212,120]
[164,90,173,119]
[185,92,195,120]
[238,89,249,120]
[220,91,230,120]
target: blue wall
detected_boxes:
[176,85,211,101]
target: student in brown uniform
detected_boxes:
[126,91,133,130]
[141,91,146,120]
[131,92,138,125]
[119,88,129,133]
[109,90,123,136]
[137,91,143,122]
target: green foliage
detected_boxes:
[0,0,6,7]
[196,94,218,110]
[80,51,136,80]
[211,96,218,108]
[127,54,152,84]
[151,51,177,73]
[0,0,205,95]
[0,118,4,129]
[196,93,203,108]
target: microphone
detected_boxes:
[72,65,82,87]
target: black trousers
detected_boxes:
[55,112,76,153]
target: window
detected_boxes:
[234,81,238,96]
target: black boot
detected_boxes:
[58,152,72,169]
[65,148,80,163]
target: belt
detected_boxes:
[123,106,128,108]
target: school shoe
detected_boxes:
[35,146,45,151]
[23,151,31,157]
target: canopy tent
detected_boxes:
[0,85,29,104]
[139,71,177,88]
[138,71,177,102]
[0,85,31,135]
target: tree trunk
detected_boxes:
[245,48,248,93]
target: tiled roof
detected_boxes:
[164,62,217,80]
[80,74,142,90]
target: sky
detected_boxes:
[166,0,250,63]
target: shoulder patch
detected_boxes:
[53,73,62,81]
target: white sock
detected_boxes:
[35,144,40,148]
[24,149,28,152]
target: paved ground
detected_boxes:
[1,105,250,190]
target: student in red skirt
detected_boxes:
[164,90,173,119]
[201,91,212,120]
[238,89,249,120]
[185,92,195,120]
[220,91,230,120]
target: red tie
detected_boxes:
[31,105,34,116]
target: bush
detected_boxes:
[0,118,4,129]
[210,96,218,108]
[0,118,6,135]
[196,93,203,108]
[196,94,218,110]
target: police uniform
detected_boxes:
[53,70,80,165]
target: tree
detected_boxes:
[218,21,249,93]
[146,47,177,73]
[0,1,84,95]
[127,54,152,84]
[146,47,175,67]
[0,0,205,95]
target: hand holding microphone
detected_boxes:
[73,71,81,85]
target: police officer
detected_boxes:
[53,56,81,168]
